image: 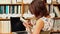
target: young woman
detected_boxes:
[23,0,53,34]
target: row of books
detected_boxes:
[0,0,11,4]
[0,5,22,14]
[46,0,60,4]
[0,21,11,33]
[53,19,60,31]
[46,5,60,17]
[0,0,33,4]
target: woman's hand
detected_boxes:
[23,20,32,29]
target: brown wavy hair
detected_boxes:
[29,0,49,18]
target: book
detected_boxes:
[2,6,4,14]
[20,6,22,14]
[46,0,52,4]
[0,0,11,4]
[9,6,12,14]
[4,6,6,14]
[57,0,60,4]
[12,6,15,14]
[17,5,18,14]
[5,0,11,4]
[1,21,11,33]
[0,21,2,33]
[16,0,22,3]
[14,6,17,14]
[53,8,57,17]
[11,0,16,4]
[4,5,9,14]
[53,19,60,31]
[10,17,25,32]
[23,0,33,4]
[6,5,9,14]
[53,6,60,17]
[14,5,20,14]
[0,6,3,14]
[50,5,54,13]
[18,5,21,14]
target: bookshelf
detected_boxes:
[46,0,60,19]
[0,0,30,18]
[0,0,31,34]
[0,0,21,34]
[46,0,60,32]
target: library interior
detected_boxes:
[0,0,60,34]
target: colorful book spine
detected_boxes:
[12,6,15,14]
[6,5,9,14]
[0,6,3,14]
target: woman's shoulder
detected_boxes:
[36,17,44,24]
[37,17,46,22]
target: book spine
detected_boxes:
[50,5,54,13]
[2,6,4,14]
[53,6,60,17]
[9,6,12,14]
[1,21,11,33]
[17,5,18,14]
[12,6,15,14]
[14,6,17,14]
[4,6,5,14]
[0,6,3,14]
[0,21,2,33]
[6,5,9,14]
[18,5,21,14]
[12,0,16,4]
[46,0,52,4]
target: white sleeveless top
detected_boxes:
[31,17,53,32]
[40,17,53,31]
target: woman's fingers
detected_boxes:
[23,22,27,27]
[23,22,32,29]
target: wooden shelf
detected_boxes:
[0,19,10,21]
[53,4,60,6]
[46,3,60,5]
[53,17,60,20]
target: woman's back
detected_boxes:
[31,16,53,34]
[32,16,53,31]
[40,17,53,31]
